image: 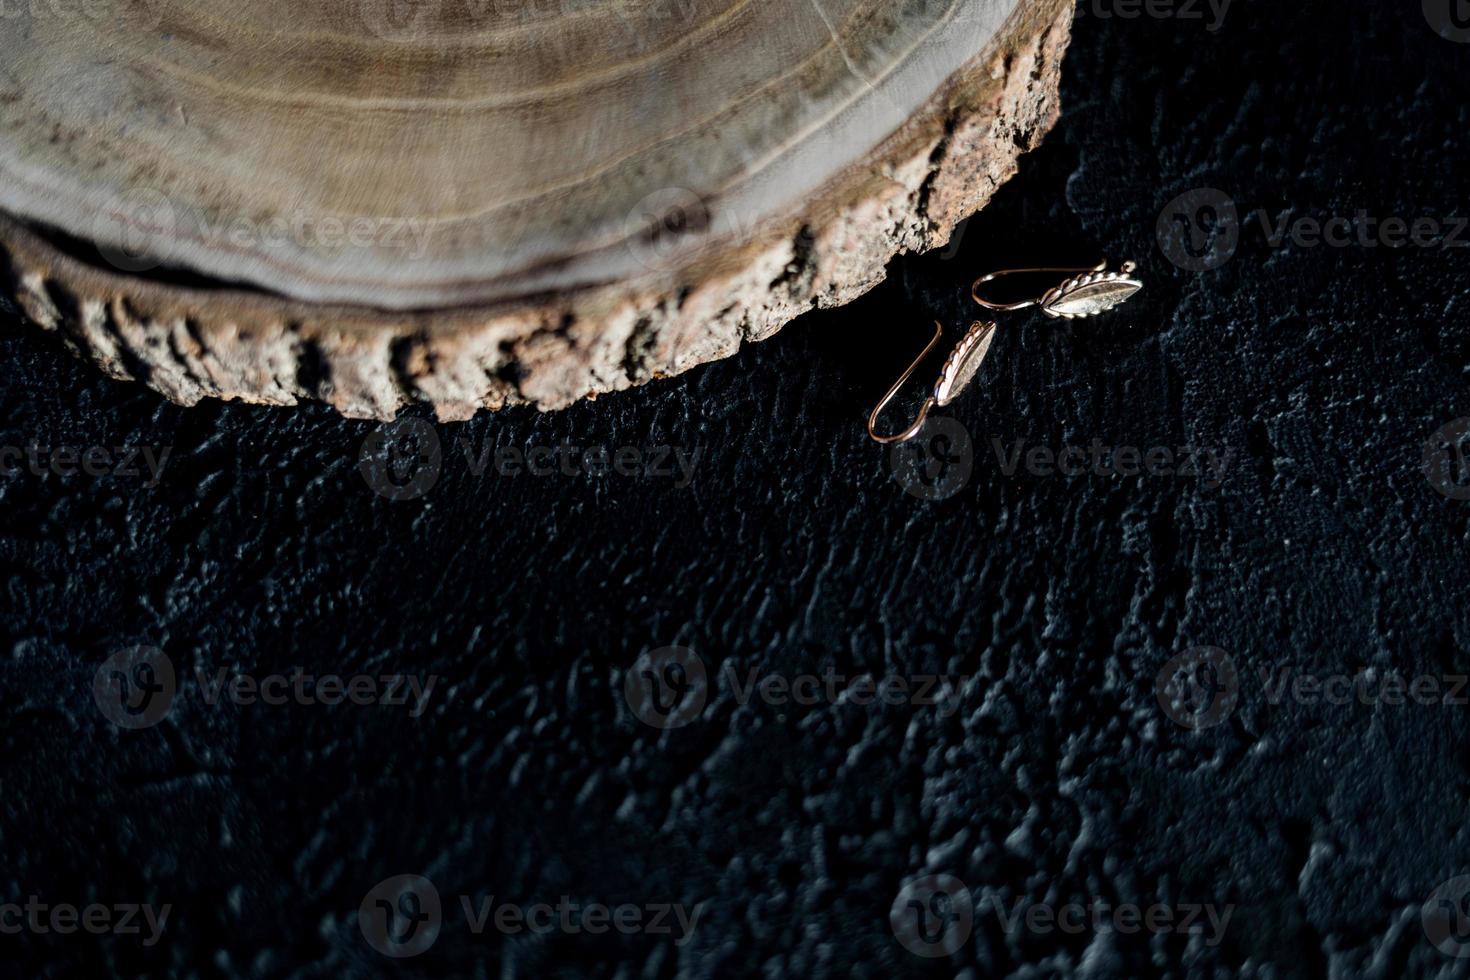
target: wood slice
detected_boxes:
[0,0,1073,419]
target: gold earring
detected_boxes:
[971,259,1141,319]
[867,319,997,444]
[867,259,1142,445]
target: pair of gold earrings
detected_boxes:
[867,260,1143,443]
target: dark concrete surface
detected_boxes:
[2,1,1469,976]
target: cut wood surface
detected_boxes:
[0,0,1073,418]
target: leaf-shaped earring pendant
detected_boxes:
[935,319,997,405]
[1037,261,1142,319]
[973,260,1142,319]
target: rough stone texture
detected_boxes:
[0,0,1072,421]
[0,1,1467,977]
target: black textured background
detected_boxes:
[3,1,1470,976]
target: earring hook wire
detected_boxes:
[971,260,1113,310]
[867,321,944,444]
